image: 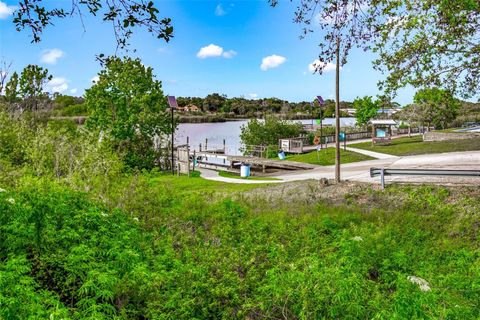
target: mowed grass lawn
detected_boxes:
[148,170,268,194]
[350,135,480,156]
[286,147,374,165]
[218,170,280,180]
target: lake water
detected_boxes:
[176,118,356,155]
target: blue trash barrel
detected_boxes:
[278,150,286,160]
[240,163,251,177]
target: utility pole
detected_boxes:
[335,37,341,183]
[171,106,174,175]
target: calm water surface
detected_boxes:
[176,118,356,155]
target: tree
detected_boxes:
[4,72,19,103]
[413,88,460,129]
[271,0,372,182]
[274,0,478,99]
[353,96,380,126]
[85,57,172,169]
[13,0,173,51]
[53,94,84,110]
[0,60,12,94]
[17,65,52,112]
[240,116,303,151]
[372,0,480,99]
[203,93,226,112]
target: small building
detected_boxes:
[175,104,201,112]
[186,104,200,112]
[369,119,397,145]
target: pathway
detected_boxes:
[198,168,282,184]
[199,150,480,185]
[342,146,398,159]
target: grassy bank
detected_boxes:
[350,135,480,156]
[2,176,480,319]
[286,147,374,165]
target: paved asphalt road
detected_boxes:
[200,150,480,185]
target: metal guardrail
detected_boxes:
[370,168,480,188]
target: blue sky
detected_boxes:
[0,0,415,104]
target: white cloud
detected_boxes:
[196,44,236,59]
[197,44,223,59]
[40,49,65,64]
[91,76,100,83]
[47,77,68,93]
[70,88,78,94]
[308,59,340,73]
[222,50,237,59]
[248,93,258,99]
[260,55,286,71]
[215,4,226,16]
[0,1,15,19]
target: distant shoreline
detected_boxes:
[51,113,318,124]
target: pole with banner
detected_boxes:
[309,102,314,126]
[316,96,325,149]
[167,96,178,175]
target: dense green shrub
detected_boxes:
[0,111,34,165]
[56,103,88,116]
[0,112,123,192]
[1,178,480,319]
[240,116,303,150]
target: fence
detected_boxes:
[279,137,310,153]
[322,131,372,144]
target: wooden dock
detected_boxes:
[227,156,316,171]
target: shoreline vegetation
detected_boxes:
[50,112,323,124]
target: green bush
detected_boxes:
[240,116,303,150]
[57,103,88,116]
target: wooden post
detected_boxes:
[176,147,180,177]
[372,124,375,146]
[187,146,190,177]
[199,143,202,152]
[334,37,341,183]
[192,150,196,172]
[205,138,208,151]
[223,139,226,153]
[186,136,189,145]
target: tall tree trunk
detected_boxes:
[335,37,341,183]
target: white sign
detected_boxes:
[281,139,290,151]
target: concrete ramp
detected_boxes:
[227,156,317,171]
